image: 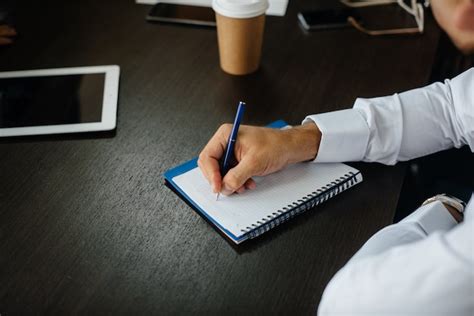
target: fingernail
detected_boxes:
[236,187,245,194]
[247,182,256,190]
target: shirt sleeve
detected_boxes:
[349,201,458,262]
[317,222,474,315]
[303,68,474,165]
[317,203,474,315]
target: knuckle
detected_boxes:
[198,152,206,162]
[244,156,261,173]
[245,155,259,167]
[218,123,232,133]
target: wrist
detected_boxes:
[285,122,321,164]
[442,204,464,223]
[422,194,466,223]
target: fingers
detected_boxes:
[199,124,261,196]
[198,124,232,193]
[245,178,257,190]
[235,186,246,194]
[233,178,257,195]
[221,156,259,195]
[197,154,222,193]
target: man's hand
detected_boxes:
[0,25,16,45]
[198,123,321,196]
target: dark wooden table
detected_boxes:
[0,0,442,314]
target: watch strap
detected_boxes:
[422,194,466,213]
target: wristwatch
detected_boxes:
[422,193,466,214]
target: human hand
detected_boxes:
[0,25,16,45]
[198,123,321,196]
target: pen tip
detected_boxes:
[216,193,220,201]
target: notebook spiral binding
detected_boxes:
[241,171,361,239]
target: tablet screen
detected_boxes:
[0,73,105,128]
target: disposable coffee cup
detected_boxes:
[212,0,269,75]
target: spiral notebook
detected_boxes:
[164,120,363,244]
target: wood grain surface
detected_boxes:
[0,0,441,314]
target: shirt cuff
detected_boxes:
[302,109,369,163]
[401,201,458,235]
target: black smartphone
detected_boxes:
[297,8,359,31]
[146,3,216,27]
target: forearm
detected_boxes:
[318,222,472,315]
[305,68,474,165]
[350,201,459,263]
[318,201,471,315]
[363,69,474,164]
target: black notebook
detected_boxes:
[164,120,363,244]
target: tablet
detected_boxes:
[0,65,120,137]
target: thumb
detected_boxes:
[221,157,259,195]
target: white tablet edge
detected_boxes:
[0,65,120,137]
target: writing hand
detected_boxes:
[198,123,321,196]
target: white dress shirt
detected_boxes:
[303,68,474,315]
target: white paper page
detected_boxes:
[136,0,289,17]
[173,163,360,238]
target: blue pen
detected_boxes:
[217,101,246,200]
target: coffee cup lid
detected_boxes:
[212,0,269,19]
